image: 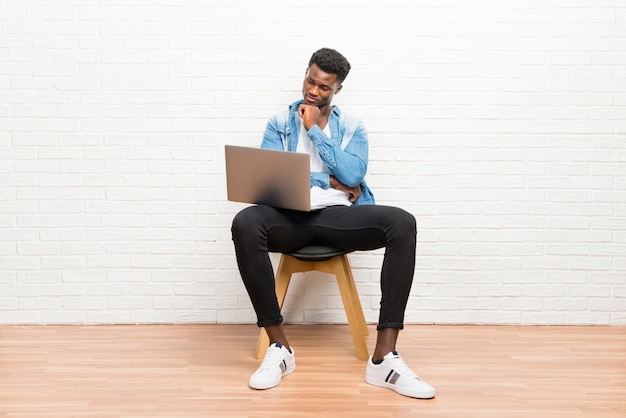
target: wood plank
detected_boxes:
[0,324,624,417]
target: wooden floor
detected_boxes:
[0,324,625,418]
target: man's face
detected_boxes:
[301,63,342,109]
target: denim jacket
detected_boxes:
[260,100,375,205]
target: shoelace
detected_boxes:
[386,354,421,380]
[259,346,286,370]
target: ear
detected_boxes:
[334,84,343,94]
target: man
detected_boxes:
[231,48,435,399]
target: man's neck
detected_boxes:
[318,104,332,117]
[317,104,332,129]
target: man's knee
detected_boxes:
[404,209,417,235]
[231,206,265,238]
[387,206,416,235]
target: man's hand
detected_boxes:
[329,175,361,203]
[298,104,322,131]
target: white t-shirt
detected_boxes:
[296,120,351,210]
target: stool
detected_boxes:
[254,245,370,361]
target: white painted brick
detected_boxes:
[105,270,151,283]
[17,242,60,256]
[19,297,62,310]
[107,296,153,311]
[589,298,626,312]
[566,312,611,325]
[41,312,86,324]
[86,312,132,324]
[544,296,590,311]
[2,2,625,326]
[522,312,568,325]
[127,311,172,324]
[1,312,41,324]
[85,256,130,269]
[216,309,254,325]
[61,242,105,256]
[130,256,176,269]
[0,298,18,310]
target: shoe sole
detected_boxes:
[365,375,436,399]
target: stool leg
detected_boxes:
[340,255,369,338]
[331,256,369,361]
[254,331,271,360]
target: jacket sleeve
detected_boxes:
[260,113,288,151]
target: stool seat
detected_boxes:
[254,245,369,361]
[287,245,351,262]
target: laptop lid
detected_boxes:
[225,145,311,211]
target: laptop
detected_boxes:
[225,145,311,211]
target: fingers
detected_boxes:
[349,185,362,202]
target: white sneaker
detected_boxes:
[249,343,295,390]
[365,351,436,399]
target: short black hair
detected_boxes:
[308,48,351,85]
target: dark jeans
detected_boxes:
[231,204,417,330]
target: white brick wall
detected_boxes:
[1,1,625,326]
